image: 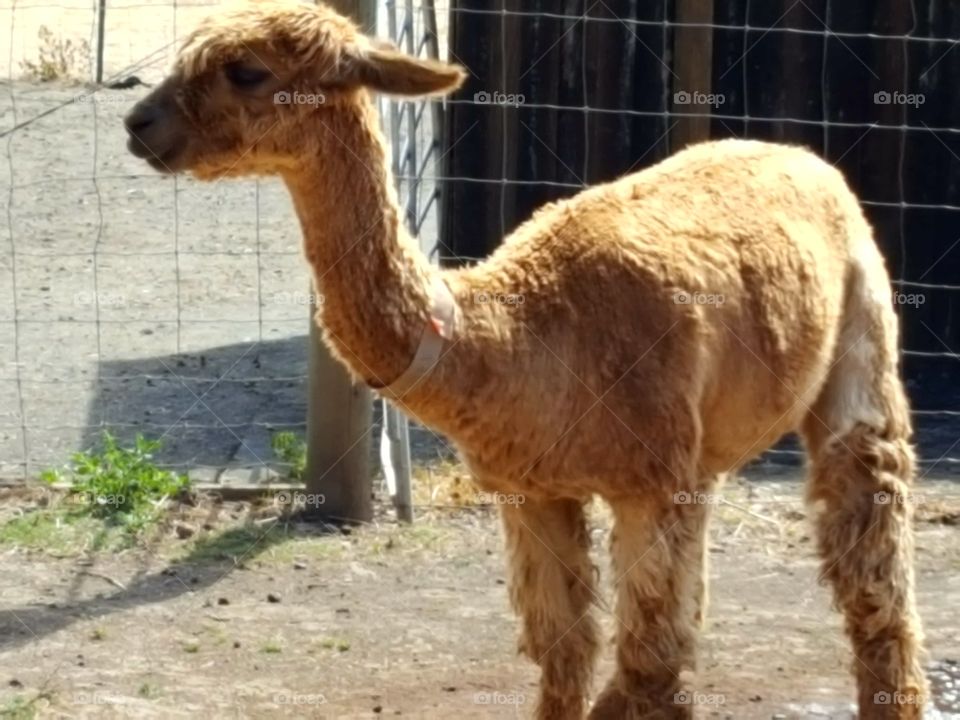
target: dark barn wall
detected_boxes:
[441,0,670,260]
[440,0,960,394]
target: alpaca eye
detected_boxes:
[224,62,270,88]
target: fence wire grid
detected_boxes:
[0,0,959,487]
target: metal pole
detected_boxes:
[386,406,413,522]
[95,0,106,84]
[382,0,422,522]
[304,0,378,524]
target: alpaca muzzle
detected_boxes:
[124,86,186,172]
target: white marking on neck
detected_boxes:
[379,277,457,399]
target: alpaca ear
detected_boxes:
[343,41,466,97]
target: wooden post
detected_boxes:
[304,0,377,524]
[328,0,376,33]
[670,0,715,150]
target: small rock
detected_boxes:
[749,695,762,702]
[217,597,230,606]
[293,561,307,570]
[175,523,195,539]
[442,686,456,693]
[373,705,383,714]
[233,641,241,649]
[335,608,350,616]
[8,679,23,689]
[267,592,282,603]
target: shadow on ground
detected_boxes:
[80,336,457,477]
[0,515,339,653]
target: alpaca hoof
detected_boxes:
[587,686,692,720]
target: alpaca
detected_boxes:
[123,2,927,718]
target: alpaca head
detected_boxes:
[124,0,466,179]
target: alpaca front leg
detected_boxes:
[805,425,927,719]
[589,496,706,720]
[500,497,598,720]
[692,495,713,629]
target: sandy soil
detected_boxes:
[0,475,958,719]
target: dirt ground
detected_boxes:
[0,474,958,720]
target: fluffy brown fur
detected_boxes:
[124,2,927,717]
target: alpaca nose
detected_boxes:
[124,104,156,136]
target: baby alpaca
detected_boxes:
[124,3,927,718]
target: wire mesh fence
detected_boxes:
[1,0,958,490]
[2,1,310,481]
[0,0,456,486]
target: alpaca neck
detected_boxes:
[282,99,435,386]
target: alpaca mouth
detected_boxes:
[147,147,183,173]
[126,137,183,173]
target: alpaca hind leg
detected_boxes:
[589,495,709,720]
[804,420,927,719]
[500,497,598,720]
[800,242,927,718]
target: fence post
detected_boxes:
[670,0,715,149]
[328,0,376,31]
[304,0,378,524]
[95,0,106,83]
